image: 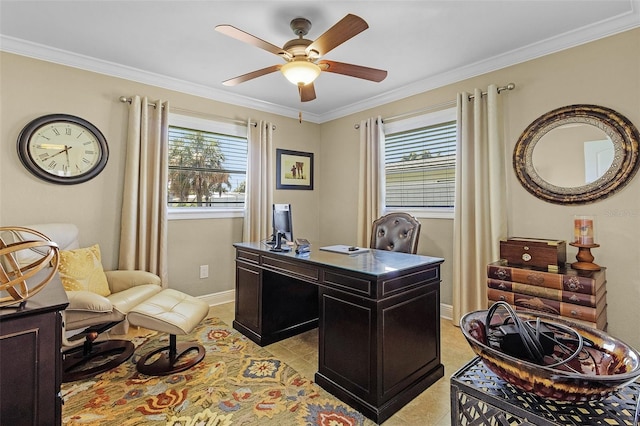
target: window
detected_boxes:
[167,114,247,218]
[384,108,457,215]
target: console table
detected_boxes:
[451,357,640,425]
[0,273,69,426]
[233,242,444,423]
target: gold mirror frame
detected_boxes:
[513,104,640,204]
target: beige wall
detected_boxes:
[2,28,639,348]
[0,53,321,297]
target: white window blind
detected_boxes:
[167,125,247,208]
[385,120,457,208]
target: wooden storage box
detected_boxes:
[500,237,566,271]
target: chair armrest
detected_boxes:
[66,290,113,313]
[105,270,161,293]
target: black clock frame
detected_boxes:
[17,114,109,185]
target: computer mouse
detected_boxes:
[348,246,358,251]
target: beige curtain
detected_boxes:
[452,86,507,324]
[357,116,385,247]
[119,96,169,287]
[243,121,274,243]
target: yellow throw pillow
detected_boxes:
[58,244,111,296]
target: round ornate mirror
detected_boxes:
[513,104,640,204]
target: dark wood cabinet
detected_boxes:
[234,251,318,345]
[0,274,68,426]
[316,264,444,421]
[234,261,262,335]
[233,242,444,423]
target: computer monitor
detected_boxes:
[272,204,293,244]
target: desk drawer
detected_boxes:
[323,271,372,296]
[236,249,260,264]
[382,267,439,297]
[262,256,320,282]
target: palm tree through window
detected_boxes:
[168,126,247,208]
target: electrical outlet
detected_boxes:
[199,264,209,279]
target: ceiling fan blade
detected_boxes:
[306,14,368,57]
[215,24,291,58]
[318,60,387,82]
[299,83,316,102]
[222,65,282,86]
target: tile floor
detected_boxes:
[208,302,476,425]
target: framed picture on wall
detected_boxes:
[276,149,314,190]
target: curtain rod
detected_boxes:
[354,83,516,129]
[118,96,276,130]
[468,82,515,100]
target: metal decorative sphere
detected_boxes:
[0,226,60,307]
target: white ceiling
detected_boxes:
[1,1,639,123]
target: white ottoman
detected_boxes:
[127,288,209,375]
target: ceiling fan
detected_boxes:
[215,14,388,102]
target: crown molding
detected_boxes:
[1,4,638,124]
[320,4,640,122]
[0,35,320,123]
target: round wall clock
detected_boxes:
[17,114,109,185]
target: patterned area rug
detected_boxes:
[61,317,375,426]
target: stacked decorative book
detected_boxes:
[487,259,607,330]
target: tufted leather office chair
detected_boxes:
[370,212,421,254]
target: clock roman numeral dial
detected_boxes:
[28,122,101,177]
[19,114,108,184]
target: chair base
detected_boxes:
[136,334,205,376]
[62,339,135,382]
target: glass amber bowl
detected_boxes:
[460,309,640,401]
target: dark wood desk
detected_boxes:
[233,242,445,423]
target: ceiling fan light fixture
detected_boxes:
[281,61,321,86]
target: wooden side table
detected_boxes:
[0,274,68,426]
[451,357,640,425]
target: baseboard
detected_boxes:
[198,289,235,307]
[440,303,453,321]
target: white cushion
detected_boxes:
[109,284,163,316]
[4,223,80,267]
[66,290,113,313]
[128,289,208,335]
